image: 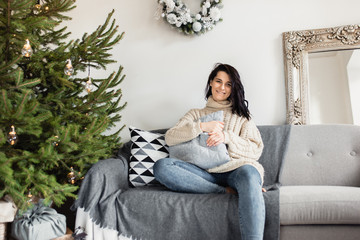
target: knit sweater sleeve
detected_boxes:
[165,109,203,146]
[223,119,264,161]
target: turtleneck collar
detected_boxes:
[206,96,232,110]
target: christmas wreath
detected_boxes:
[157,0,223,35]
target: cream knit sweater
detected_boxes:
[165,97,265,182]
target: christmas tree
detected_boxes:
[0,0,126,210]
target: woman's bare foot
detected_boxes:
[225,187,236,194]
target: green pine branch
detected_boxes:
[0,0,126,211]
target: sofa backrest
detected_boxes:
[279,125,360,187]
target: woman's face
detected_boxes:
[210,71,232,102]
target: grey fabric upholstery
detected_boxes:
[280,225,360,240]
[280,125,360,186]
[280,186,360,224]
[279,125,360,240]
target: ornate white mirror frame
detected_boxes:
[283,24,360,125]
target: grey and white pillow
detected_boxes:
[129,127,169,187]
[169,111,230,170]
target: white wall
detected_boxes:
[63,0,360,142]
[308,51,353,124]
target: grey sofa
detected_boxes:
[73,124,360,240]
[279,124,360,240]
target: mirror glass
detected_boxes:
[308,49,360,124]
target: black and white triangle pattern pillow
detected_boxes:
[129,126,169,187]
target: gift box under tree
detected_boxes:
[11,200,66,240]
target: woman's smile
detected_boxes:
[210,71,232,101]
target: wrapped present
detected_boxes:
[0,195,17,223]
[11,200,66,240]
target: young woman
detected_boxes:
[153,63,265,240]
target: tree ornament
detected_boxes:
[64,59,74,76]
[67,167,76,184]
[85,63,93,93]
[27,189,33,203]
[7,125,18,146]
[52,135,60,147]
[21,39,33,58]
[85,77,93,93]
[33,3,42,15]
[33,0,49,14]
[33,0,42,14]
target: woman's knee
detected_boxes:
[153,158,172,177]
[231,165,262,186]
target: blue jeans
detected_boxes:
[153,158,265,240]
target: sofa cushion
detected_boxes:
[169,110,230,170]
[280,186,360,225]
[280,225,360,240]
[280,125,360,186]
[128,127,169,187]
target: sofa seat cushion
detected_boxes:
[280,186,360,225]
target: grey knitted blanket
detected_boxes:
[72,125,291,240]
[258,125,292,240]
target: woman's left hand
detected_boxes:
[207,131,225,147]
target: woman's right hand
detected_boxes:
[200,121,224,133]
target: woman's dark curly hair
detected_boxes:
[205,63,251,120]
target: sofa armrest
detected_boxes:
[71,155,129,211]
